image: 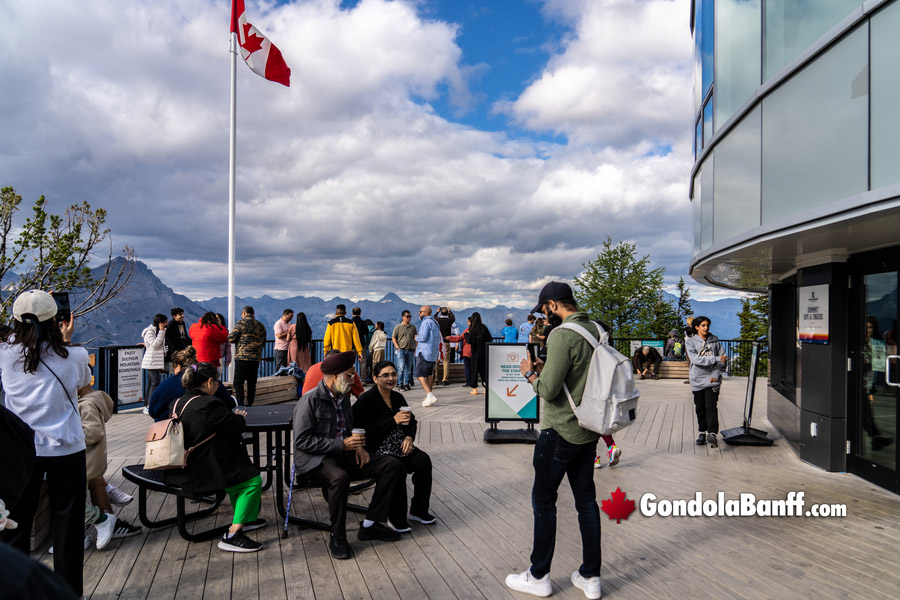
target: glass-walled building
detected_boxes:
[690,0,900,493]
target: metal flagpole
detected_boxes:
[227,30,238,382]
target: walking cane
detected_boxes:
[282,461,296,539]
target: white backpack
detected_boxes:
[551,322,640,435]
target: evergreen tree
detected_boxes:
[574,237,666,338]
[675,277,692,323]
[734,293,769,375]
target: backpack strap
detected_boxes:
[549,321,606,413]
[170,395,217,453]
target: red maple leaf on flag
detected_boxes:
[601,487,636,523]
[241,22,264,54]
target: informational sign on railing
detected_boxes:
[485,344,538,421]
[116,347,144,404]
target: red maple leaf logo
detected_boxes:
[601,487,636,523]
[241,22,264,54]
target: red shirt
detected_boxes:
[188,322,229,366]
[302,362,364,398]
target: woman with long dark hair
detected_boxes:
[188,312,229,367]
[289,312,313,372]
[164,362,264,553]
[686,315,728,448]
[0,290,93,596]
[467,312,492,395]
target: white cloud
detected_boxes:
[505,0,693,148]
[0,0,703,309]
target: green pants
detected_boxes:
[224,475,262,525]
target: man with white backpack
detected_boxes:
[505,282,603,600]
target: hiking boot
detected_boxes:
[571,570,601,599]
[707,432,718,448]
[695,433,706,445]
[217,531,262,553]
[408,511,436,524]
[358,521,401,541]
[607,445,621,467]
[106,484,133,507]
[111,519,142,539]
[329,535,352,559]
[505,569,552,597]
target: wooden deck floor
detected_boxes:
[42,377,900,599]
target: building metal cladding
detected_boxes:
[689,0,900,493]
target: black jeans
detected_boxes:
[693,387,720,434]
[307,453,404,540]
[144,368,163,406]
[390,448,432,520]
[233,359,259,406]
[1,450,87,597]
[530,429,601,579]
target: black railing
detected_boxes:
[95,336,768,409]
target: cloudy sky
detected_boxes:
[0,0,720,308]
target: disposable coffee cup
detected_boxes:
[399,407,412,412]
[351,428,365,436]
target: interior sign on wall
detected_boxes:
[799,284,829,344]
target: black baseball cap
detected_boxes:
[531,281,574,315]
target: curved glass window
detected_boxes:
[765,0,863,81]
[715,0,761,130]
[692,171,702,255]
[871,0,900,189]
[761,26,868,225]
[714,106,761,245]
[694,0,715,109]
[701,157,715,251]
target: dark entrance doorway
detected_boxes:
[849,259,899,493]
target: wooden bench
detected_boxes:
[658,360,690,379]
[121,464,230,542]
[223,375,300,406]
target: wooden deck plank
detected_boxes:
[61,381,900,600]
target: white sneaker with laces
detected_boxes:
[95,513,117,550]
[106,484,133,507]
[571,570,601,599]
[142,407,149,415]
[505,569,552,597]
[421,393,437,407]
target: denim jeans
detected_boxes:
[530,429,601,579]
[396,349,415,386]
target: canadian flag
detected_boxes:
[230,0,291,87]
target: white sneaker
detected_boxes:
[505,569,552,597]
[106,484,133,507]
[571,570,601,599]
[95,512,117,550]
[421,393,437,407]
[142,407,150,415]
[49,530,93,555]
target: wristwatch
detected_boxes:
[524,370,535,379]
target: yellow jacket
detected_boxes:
[323,316,363,355]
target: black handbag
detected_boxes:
[0,404,37,507]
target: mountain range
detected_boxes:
[74,260,743,347]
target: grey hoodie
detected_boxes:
[686,334,725,391]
